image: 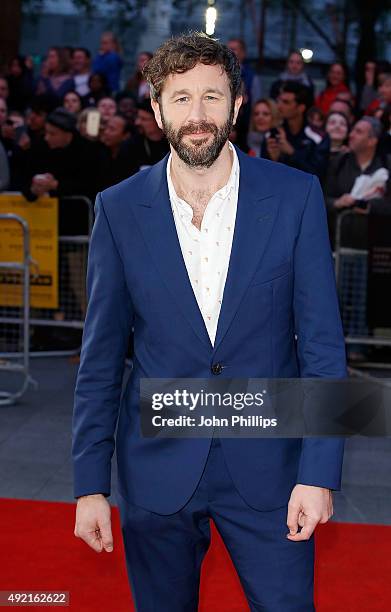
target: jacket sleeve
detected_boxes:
[72,192,134,498]
[282,137,329,178]
[293,174,346,490]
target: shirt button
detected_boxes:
[211,363,223,375]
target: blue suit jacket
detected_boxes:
[72,146,346,514]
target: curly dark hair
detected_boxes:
[143,31,242,103]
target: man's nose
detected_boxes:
[186,98,207,122]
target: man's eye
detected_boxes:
[176,97,189,103]
[205,96,218,101]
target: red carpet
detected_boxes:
[0,498,389,611]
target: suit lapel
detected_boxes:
[133,149,280,354]
[134,157,213,350]
[213,148,280,352]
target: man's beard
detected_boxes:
[160,105,235,168]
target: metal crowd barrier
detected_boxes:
[0,195,93,360]
[28,195,93,356]
[0,213,36,405]
[334,209,391,371]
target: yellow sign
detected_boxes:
[0,194,58,309]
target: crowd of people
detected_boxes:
[0,33,168,222]
[242,49,391,247]
[0,33,390,238]
[1,33,391,355]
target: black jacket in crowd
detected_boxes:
[323,150,391,249]
[20,133,101,234]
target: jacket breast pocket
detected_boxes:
[250,260,292,286]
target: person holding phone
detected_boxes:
[266,81,329,178]
[247,98,281,157]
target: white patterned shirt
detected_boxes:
[166,143,240,345]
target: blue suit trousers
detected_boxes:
[116,438,315,612]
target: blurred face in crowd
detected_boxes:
[277,92,304,120]
[72,50,90,74]
[365,61,376,78]
[379,78,391,104]
[47,49,60,73]
[151,63,241,168]
[118,97,137,123]
[348,120,377,154]
[328,63,345,87]
[101,115,129,149]
[63,92,82,115]
[252,101,273,132]
[325,112,348,144]
[27,109,47,132]
[89,73,105,93]
[0,98,7,125]
[1,114,22,140]
[44,123,73,149]
[97,97,117,120]
[135,109,161,139]
[329,99,354,125]
[377,71,390,87]
[287,52,304,75]
[308,110,324,131]
[227,40,246,63]
[100,33,115,54]
[0,78,9,99]
[9,58,23,77]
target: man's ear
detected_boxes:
[151,98,163,130]
[232,95,243,126]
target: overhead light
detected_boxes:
[205,6,217,35]
[300,48,314,62]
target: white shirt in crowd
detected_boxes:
[74,73,91,97]
[167,142,240,346]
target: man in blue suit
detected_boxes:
[73,32,346,611]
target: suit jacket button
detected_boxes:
[211,363,223,375]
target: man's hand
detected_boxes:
[334,194,356,209]
[266,137,281,162]
[276,127,294,156]
[286,484,333,542]
[31,177,49,197]
[31,173,59,197]
[74,493,114,553]
[354,205,370,215]
[43,173,59,191]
